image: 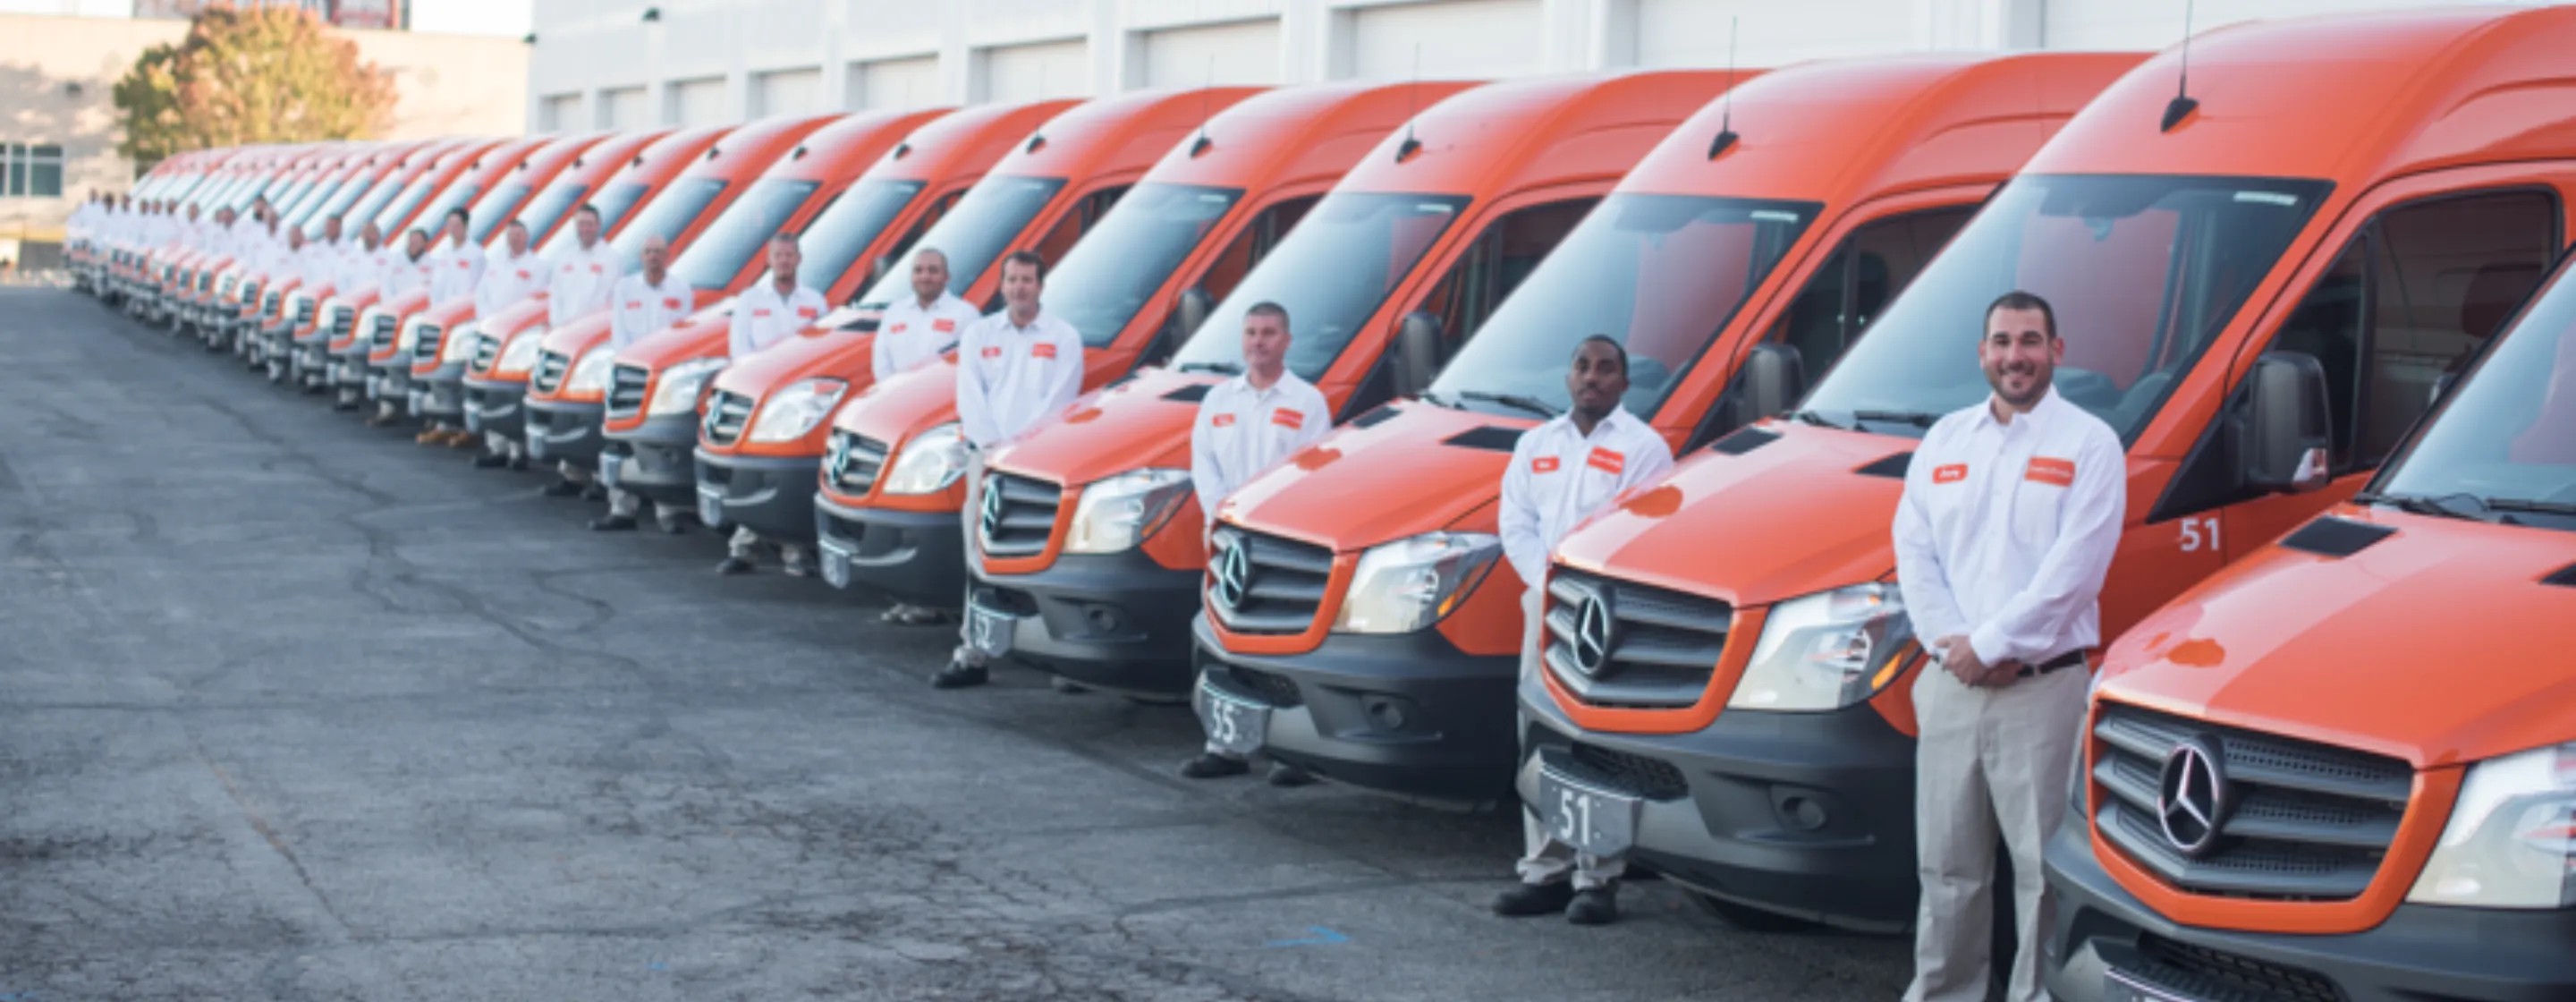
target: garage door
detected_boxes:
[848,55,938,111]
[1137,18,1283,87]
[753,68,823,117]
[979,38,1089,103]
[2041,0,2437,49]
[599,87,648,130]
[666,77,728,128]
[540,93,581,132]
[1636,0,1914,67]
[1343,0,1541,81]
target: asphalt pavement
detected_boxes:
[0,288,1912,1000]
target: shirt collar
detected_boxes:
[1970,385,2064,432]
[1551,404,1641,444]
[1226,369,1300,398]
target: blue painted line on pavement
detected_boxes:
[1263,926,1349,947]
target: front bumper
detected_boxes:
[411,364,467,421]
[971,551,1201,696]
[813,491,963,607]
[462,378,526,440]
[1513,672,1919,932]
[594,417,699,505]
[370,361,411,406]
[1190,616,1519,803]
[522,398,604,469]
[2043,819,2576,1002]
[691,448,818,539]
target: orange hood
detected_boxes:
[987,367,1212,487]
[615,314,729,367]
[1222,403,1538,549]
[694,327,879,450]
[2101,506,2576,768]
[462,296,551,382]
[527,310,614,402]
[827,355,960,446]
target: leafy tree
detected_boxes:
[113,4,399,168]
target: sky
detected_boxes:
[409,0,532,36]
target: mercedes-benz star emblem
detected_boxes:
[1211,540,1251,610]
[979,480,1008,546]
[825,437,848,481]
[2156,737,2231,858]
[1571,591,1615,677]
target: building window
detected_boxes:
[4,144,64,199]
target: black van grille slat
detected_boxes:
[2136,933,2343,1002]
[823,430,890,496]
[470,328,499,369]
[530,351,570,394]
[1566,742,1690,802]
[700,389,752,445]
[1541,567,1732,709]
[976,473,1061,557]
[369,312,397,350]
[1207,528,1335,634]
[411,324,443,364]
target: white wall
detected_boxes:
[1131,17,1283,88]
[665,76,726,126]
[974,38,1088,102]
[538,92,581,131]
[752,66,824,116]
[598,86,647,128]
[846,55,940,111]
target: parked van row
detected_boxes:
[67,8,2576,998]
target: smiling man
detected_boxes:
[872,247,982,627]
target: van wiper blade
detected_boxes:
[2479,497,2576,517]
[1457,391,1561,419]
[1175,361,1242,376]
[1787,409,1849,429]
[2351,491,2490,521]
[1852,409,1943,428]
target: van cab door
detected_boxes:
[1343,195,1597,415]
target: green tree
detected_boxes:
[113,4,399,168]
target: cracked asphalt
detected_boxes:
[0,288,1912,1000]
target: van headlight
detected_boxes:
[2407,741,2575,908]
[565,347,615,395]
[649,357,729,416]
[878,422,970,495]
[748,378,848,443]
[1727,582,1914,711]
[1063,468,1191,554]
[1331,531,1501,634]
[496,329,545,372]
[439,320,481,363]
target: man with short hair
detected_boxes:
[1177,301,1330,784]
[365,229,436,428]
[931,250,1085,690]
[416,209,491,446]
[579,235,692,531]
[1893,290,2123,1002]
[520,204,626,483]
[871,246,980,627]
[1490,335,1674,928]
[713,234,830,575]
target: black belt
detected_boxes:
[2017,650,2089,678]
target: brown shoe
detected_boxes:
[443,429,479,449]
[412,428,443,445]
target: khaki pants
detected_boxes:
[950,451,990,667]
[727,524,808,565]
[1902,658,2088,1002]
[1513,586,1623,890]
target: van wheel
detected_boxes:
[1685,891,1819,932]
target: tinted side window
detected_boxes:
[1419,198,1597,352]
[2354,191,2555,463]
[1769,206,1975,381]
[1199,195,1318,306]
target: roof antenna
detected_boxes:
[1707,16,1741,159]
[2162,0,2200,132]
[1395,43,1424,162]
[1190,55,1215,157]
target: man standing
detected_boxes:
[1177,301,1329,784]
[714,234,829,575]
[930,250,1084,689]
[580,235,692,530]
[1892,291,2123,1002]
[518,205,625,480]
[365,229,436,428]
[1491,335,1674,927]
[417,209,489,446]
[870,247,979,627]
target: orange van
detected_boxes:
[1526,5,2576,933]
[349,135,562,404]
[306,137,495,384]
[174,146,350,336]
[592,99,1073,519]
[813,74,1724,615]
[502,107,949,473]
[235,140,479,357]
[696,83,1450,565]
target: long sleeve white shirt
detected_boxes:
[428,236,486,304]
[385,250,432,300]
[547,239,624,327]
[728,280,827,359]
[1891,386,2127,669]
[609,273,692,351]
[1190,372,1332,520]
[1497,407,1675,591]
[474,250,546,318]
[871,292,980,381]
[954,308,1085,449]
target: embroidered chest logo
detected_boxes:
[980,345,1002,360]
[1587,447,1624,475]
[796,306,818,319]
[1933,463,1969,485]
[662,297,681,310]
[1032,343,1057,360]
[1271,409,1304,430]
[1212,413,1236,428]
[889,322,908,334]
[933,318,956,333]
[2026,457,2075,487]
[752,309,772,318]
[1531,456,1561,474]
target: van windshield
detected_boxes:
[1170,192,1470,381]
[412,182,484,240]
[1041,183,1244,347]
[305,174,378,237]
[2375,259,2576,525]
[1801,174,2330,439]
[798,179,926,293]
[538,181,648,257]
[369,175,444,237]
[611,177,729,259]
[467,182,531,243]
[670,178,822,291]
[1428,194,1818,418]
[512,181,588,245]
[269,180,320,225]
[856,174,1067,309]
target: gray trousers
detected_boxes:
[1902,657,2088,1002]
[1514,586,1623,890]
[950,452,990,667]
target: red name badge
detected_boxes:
[753,309,772,318]
[589,264,603,273]
[980,345,1002,359]
[889,322,907,334]
[1032,343,1057,360]
[1213,413,1236,428]
[1532,456,1561,474]
[797,306,818,319]
[623,301,639,310]
[2026,456,2076,487]
[1933,463,1968,484]
[1271,409,1305,430]
[933,318,956,333]
[662,297,681,310]
[517,269,531,280]
[1587,447,1624,475]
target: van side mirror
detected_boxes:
[1727,343,1806,429]
[2243,351,2332,493]
[1140,286,1211,369]
[1392,311,1444,398]
[862,255,889,287]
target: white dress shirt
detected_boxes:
[385,250,431,300]
[1892,386,2127,669]
[955,308,1085,449]
[609,273,692,351]
[428,236,486,303]
[1190,371,1332,519]
[547,239,624,327]
[1498,407,1675,590]
[475,250,546,319]
[872,292,980,380]
[729,280,827,358]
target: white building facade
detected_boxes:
[527,0,2557,131]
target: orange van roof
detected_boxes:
[1327,70,1730,199]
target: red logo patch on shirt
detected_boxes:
[796,306,818,319]
[1933,463,1968,484]
[2026,456,2076,487]
[1587,447,1624,475]
[516,269,532,280]
[1032,343,1057,360]
[933,318,956,333]
[980,345,1002,360]
[1531,456,1561,474]
[1212,413,1236,428]
[588,264,603,273]
[662,297,681,310]
[1271,409,1305,430]
[889,322,908,334]
[752,310,772,318]
[623,301,640,310]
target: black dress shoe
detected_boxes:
[1178,752,1250,779]
[1266,762,1318,787]
[471,453,509,469]
[539,480,582,497]
[508,454,530,471]
[1565,887,1619,926]
[660,518,688,535]
[580,483,607,502]
[929,660,988,689]
[589,515,637,531]
[1492,881,1577,918]
[715,556,754,576]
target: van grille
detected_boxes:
[2134,933,2342,1002]
[530,350,570,394]
[369,312,397,349]
[258,288,280,319]
[700,390,752,446]
[470,329,499,369]
[606,363,650,417]
[1207,528,1335,634]
[824,430,889,495]
[411,324,443,364]
[292,295,316,328]
[1543,567,1733,709]
[2092,702,2411,902]
[976,473,1061,557]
